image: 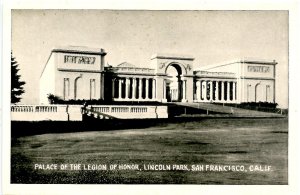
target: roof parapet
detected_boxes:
[151,53,194,61]
[196,58,277,71]
[52,46,107,55]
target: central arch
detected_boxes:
[165,63,184,102]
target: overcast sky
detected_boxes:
[12,10,288,108]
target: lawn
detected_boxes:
[11,118,288,184]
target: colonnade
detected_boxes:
[195,80,237,103]
[112,77,156,101]
[163,79,187,101]
[111,77,236,103]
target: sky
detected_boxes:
[12,10,288,108]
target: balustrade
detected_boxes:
[92,107,110,113]
[11,105,58,112]
[91,106,148,113]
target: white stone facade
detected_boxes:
[40,47,276,105]
[196,59,276,104]
[40,46,106,104]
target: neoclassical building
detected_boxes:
[40,46,276,104]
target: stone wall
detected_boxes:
[11,104,168,121]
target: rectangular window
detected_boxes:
[247,84,251,102]
[90,79,96,99]
[63,78,70,100]
[266,85,270,102]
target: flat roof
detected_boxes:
[52,46,107,55]
[151,53,194,61]
[196,58,277,71]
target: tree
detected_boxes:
[11,53,26,103]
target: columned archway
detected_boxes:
[165,63,185,102]
[151,53,194,103]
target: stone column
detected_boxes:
[233,82,236,102]
[227,81,230,102]
[215,81,219,101]
[199,81,202,101]
[152,79,156,99]
[182,79,187,102]
[163,80,166,99]
[139,78,143,100]
[132,78,137,100]
[221,81,224,101]
[184,76,194,102]
[112,79,115,99]
[196,80,201,101]
[209,81,213,101]
[201,81,204,100]
[174,89,176,100]
[118,78,122,99]
[125,77,130,99]
[204,81,207,101]
[145,78,149,100]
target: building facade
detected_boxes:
[40,46,276,104]
[40,46,106,104]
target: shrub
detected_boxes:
[240,102,278,109]
[47,94,107,105]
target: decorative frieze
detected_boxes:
[247,65,270,73]
[64,55,96,65]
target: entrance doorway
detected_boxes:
[165,64,183,102]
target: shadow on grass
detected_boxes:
[11,116,216,137]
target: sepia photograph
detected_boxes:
[9,9,289,185]
[3,0,300,193]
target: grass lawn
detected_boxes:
[11,118,288,184]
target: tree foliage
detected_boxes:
[11,53,26,103]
